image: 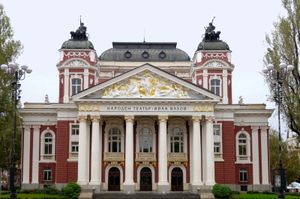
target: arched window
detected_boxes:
[170,127,184,153]
[44,132,53,155]
[71,78,81,95]
[210,79,221,96]
[139,127,153,152]
[108,127,121,152]
[236,131,250,162]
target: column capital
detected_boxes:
[205,116,214,123]
[158,115,168,122]
[78,115,87,121]
[260,126,269,132]
[251,126,260,131]
[192,116,201,122]
[125,115,134,122]
[91,115,101,122]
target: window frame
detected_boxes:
[210,78,221,96]
[239,169,248,182]
[170,127,184,153]
[40,130,55,161]
[139,127,153,153]
[236,129,251,163]
[108,127,122,153]
[43,169,52,182]
[70,77,82,96]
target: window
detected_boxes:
[71,141,79,153]
[71,78,81,95]
[108,127,121,152]
[214,142,221,154]
[213,124,221,136]
[71,124,79,135]
[170,127,184,153]
[236,131,250,162]
[238,133,247,156]
[44,133,53,155]
[43,169,52,182]
[239,169,248,182]
[210,79,221,96]
[139,127,153,152]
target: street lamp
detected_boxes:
[263,63,294,199]
[0,63,32,199]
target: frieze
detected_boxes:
[203,53,227,59]
[64,51,89,58]
[193,104,214,112]
[78,104,100,112]
[64,60,86,68]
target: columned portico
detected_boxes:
[158,115,169,193]
[123,115,135,193]
[90,116,102,189]
[77,116,90,185]
[191,116,202,191]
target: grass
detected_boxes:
[231,193,300,199]
[0,192,66,199]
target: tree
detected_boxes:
[0,4,22,178]
[269,129,300,184]
[264,0,300,135]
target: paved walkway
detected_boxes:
[93,192,200,199]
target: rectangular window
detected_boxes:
[44,144,52,155]
[214,142,221,153]
[43,169,52,182]
[71,141,79,153]
[71,125,79,135]
[240,169,248,182]
[71,78,82,95]
[213,124,221,136]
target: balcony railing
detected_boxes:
[135,152,156,162]
[168,153,187,162]
[104,152,124,162]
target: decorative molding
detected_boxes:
[64,52,89,58]
[124,115,134,122]
[158,115,168,122]
[64,60,86,68]
[78,104,100,112]
[193,104,214,112]
[203,53,227,59]
[204,60,226,68]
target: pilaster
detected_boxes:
[251,126,260,186]
[261,126,269,185]
[31,125,40,184]
[22,126,31,184]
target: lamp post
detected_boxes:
[263,63,294,199]
[0,63,32,199]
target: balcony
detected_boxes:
[168,153,187,162]
[135,152,156,162]
[104,152,124,162]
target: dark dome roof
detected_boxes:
[61,39,94,50]
[100,42,190,62]
[197,40,230,51]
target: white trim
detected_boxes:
[137,165,156,190]
[222,69,228,104]
[69,123,79,159]
[40,129,56,161]
[104,165,124,190]
[213,123,223,160]
[63,69,69,103]
[235,129,251,163]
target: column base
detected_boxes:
[157,182,169,193]
[123,183,135,193]
[89,182,101,193]
[22,183,40,190]
[77,181,89,186]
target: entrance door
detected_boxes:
[171,167,183,191]
[140,167,152,191]
[108,167,120,191]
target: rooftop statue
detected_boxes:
[70,22,88,40]
[204,18,221,41]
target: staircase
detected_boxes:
[93,192,200,199]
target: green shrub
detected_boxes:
[212,184,232,199]
[63,182,81,199]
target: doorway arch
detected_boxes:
[140,167,152,191]
[171,167,183,191]
[108,167,120,191]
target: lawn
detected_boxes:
[232,193,300,199]
[0,193,66,199]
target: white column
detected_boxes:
[204,116,215,186]
[189,121,193,184]
[90,116,102,185]
[77,116,88,185]
[22,126,31,184]
[84,68,89,89]
[222,69,228,104]
[251,126,260,186]
[63,69,69,103]
[124,115,135,193]
[261,127,269,185]
[191,116,202,187]
[203,69,208,89]
[31,126,40,184]
[158,115,169,192]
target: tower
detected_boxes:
[57,22,98,103]
[192,21,234,104]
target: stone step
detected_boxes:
[93,192,200,199]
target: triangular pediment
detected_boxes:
[73,64,221,101]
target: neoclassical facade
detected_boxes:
[20,22,273,193]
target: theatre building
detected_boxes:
[20,22,273,193]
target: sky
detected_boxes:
[1,0,287,133]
